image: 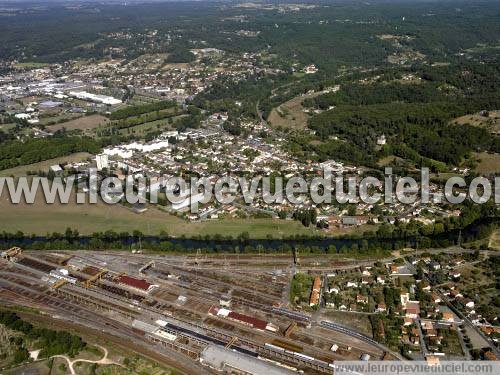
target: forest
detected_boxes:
[0,311,86,363]
[293,61,500,167]
[109,100,176,120]
[307,101,497,165]
[2,1,499,69]
[0,136,102,171]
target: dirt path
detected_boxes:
[52,345,122,374]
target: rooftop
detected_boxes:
[117,275,152,291]
[200,344,294,374]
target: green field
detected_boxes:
[118,115,184,136]
[46,114,108,133]
[473,152,500,175]
[489,230,500,250]
[0,152,92,177]
[0,190,318,237]
[268,92,317,129]
[14,61,49,69]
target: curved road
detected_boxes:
[319,321,404,360]
[52,345,122,374]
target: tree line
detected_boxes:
[109,100,176,120]
[0,311,86,364]
[0,136,101,171]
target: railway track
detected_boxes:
[2,254,396,373]
[319,321,404,360]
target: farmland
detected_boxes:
[268,91,328,129]
[452,110,500,135]
[46,114,108,133]
[472,152,500,175]
[0,152,92,177]
[0,190,317,237]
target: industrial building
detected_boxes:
[210,306,278,332]
[200,345,294,374]
[68,90,122,105]
[117,275,157,293]
[309,276,322,306]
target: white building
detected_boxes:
[304,64,318,74]
[69,91,122,105]
[171,192,207,211]
[96,153,109,171]
[377,134,387,146]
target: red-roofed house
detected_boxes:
[117,275,157,293]
[227,311,268,330]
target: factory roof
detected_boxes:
[117,275,152,291]
[132,319,157,334]
[309,276,322,306]
[200,345,294,374]
[227,311,267,330]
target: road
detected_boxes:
[52,345,121,374]
[256,99,266,125]
[319,321,404,360]
[455,324,472,360]
[415,318,429,356]
[404,258,500,358]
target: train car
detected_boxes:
[271,339,303,353]
[264,343,285,353]
[293,352,315,362]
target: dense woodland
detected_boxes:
[307,101,497,165]
[2,1,499,66]
[0,136,101,170]
[287,60,500,167]
[109,100,176,120]
[0,311,86,362]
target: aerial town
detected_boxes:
[0,52,470,226]
[1,246,499,373]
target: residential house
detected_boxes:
[376,303,387,312]
[405,301,421,319]
[357,294,368,304]
[400,291,410,307]
[442,311,454,323]
[431,293,441,304]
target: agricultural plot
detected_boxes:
[0,152,92,177]
[268,93,316,129]
[118,114,184,136]
[0,189,315,237]
[46,114,108,133]
[489,230,500,250]
[472,152,500,175]
[452,110,500,135]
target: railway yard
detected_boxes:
[0,249,401,374]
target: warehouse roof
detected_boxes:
[117,275,152,291]
[200,345,294,374]
[227,311,267,330]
